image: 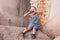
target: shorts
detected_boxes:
[28,23,39,29]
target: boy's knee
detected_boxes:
[33,27,38,31]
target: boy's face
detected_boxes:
[30,7,36,12]
[30,7,37,15]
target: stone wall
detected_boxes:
[0,0,30,27]
[38,0,60,40]
[38,0,50,26]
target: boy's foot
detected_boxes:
[31,34,36,39]
[21,32,25,38]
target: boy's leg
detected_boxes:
[32,28,37,34]
[21,23,33,38]
[32,24,39,34]
[23,23,34,33]
[22,28,32,33]
[31,24,38,39]
[31,28,37,39]
[22,23,34,33]
[21,28,31,38]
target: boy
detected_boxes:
[21,6,40,39]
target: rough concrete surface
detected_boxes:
[40,0,60,40]
[0,0,30,27]
[54,36,60,40]
[0,25,51,40]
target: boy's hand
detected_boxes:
[37,10,42,15]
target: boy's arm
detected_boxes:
[36,9,42,15]
[24,11,30,17]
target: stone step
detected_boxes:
[0,25,51,40]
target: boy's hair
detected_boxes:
[31,6,37,10]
